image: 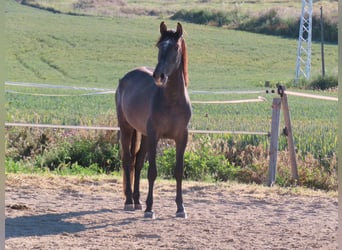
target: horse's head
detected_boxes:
[153,22,187,87]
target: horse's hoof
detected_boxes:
[124,204,135,211]
[134,204,143,210]
[176,211,187,219]
[144,211,155,219]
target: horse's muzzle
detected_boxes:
[153,72,168,87]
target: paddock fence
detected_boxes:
[5,81,338,185]
[4,81,272,135]
[4,81,337,135]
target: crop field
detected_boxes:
[4,0,338,187]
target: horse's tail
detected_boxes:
[122,129,142,195]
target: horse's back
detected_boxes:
[116,67,157,135]
[119,66,154,87]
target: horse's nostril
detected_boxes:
[160,73,165,80]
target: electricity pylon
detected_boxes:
[294,0,313,85]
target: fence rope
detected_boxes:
[5,82,268,102]
[285,90,338,101]
[192,96,266,104]
[5,123,269,135]
[6,81,338,101]
[190,90,266,94]
[5,82,265,95]
[5,81,112,92]
[5,89,116,97]
[4,123,119,131]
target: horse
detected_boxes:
[115,21,191,218]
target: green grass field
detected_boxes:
[6,0,338,89]
[17,0,339,20]
[5,0,338,169]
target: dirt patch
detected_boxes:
[5,174,338,249]
[74,0,164,17]
[73,0,126,11]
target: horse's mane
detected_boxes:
[181,38,189,87]
[156,32,189,87]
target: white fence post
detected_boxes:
[268,98,281,186]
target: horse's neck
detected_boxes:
[164,68,188,104]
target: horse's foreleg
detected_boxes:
[133,135,147,210]
[174,130,188,218]
[145,135,158,218]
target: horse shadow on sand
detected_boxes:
[5,208,138,239]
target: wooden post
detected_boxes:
[268,98,281,186]
[281,93,299,184]
[320,6,325,78]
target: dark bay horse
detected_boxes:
[115,22,191,218]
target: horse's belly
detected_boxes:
[126,114,148,136]
[122,96,150,136]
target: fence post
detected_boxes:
[281,92,299,184]
[268,98,281,186]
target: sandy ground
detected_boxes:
[5,174,338,250]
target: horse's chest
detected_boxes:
[152,103,191,135]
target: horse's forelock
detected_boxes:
[156,29,182,46]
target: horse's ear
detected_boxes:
[176,22,183,38]
[160,21,167,34]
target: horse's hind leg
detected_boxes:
[133,135,147,210]
[120,126,135,211]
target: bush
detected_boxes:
[157,147,176,179]
[5,158,47,174]
[38,135,121,173]
[6,128,121,173]
[311,14,338,43]
[211,161,238,182]
[171,9,246,27]
[238,9,337,43]
[307,75,338,90]
[35,141,71,170]
[54,162,104,176]
[239,9,280,34]
[171,8,337,43]
[157,148,214,181]
[157,136,266,184]
[5,128,337,191]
